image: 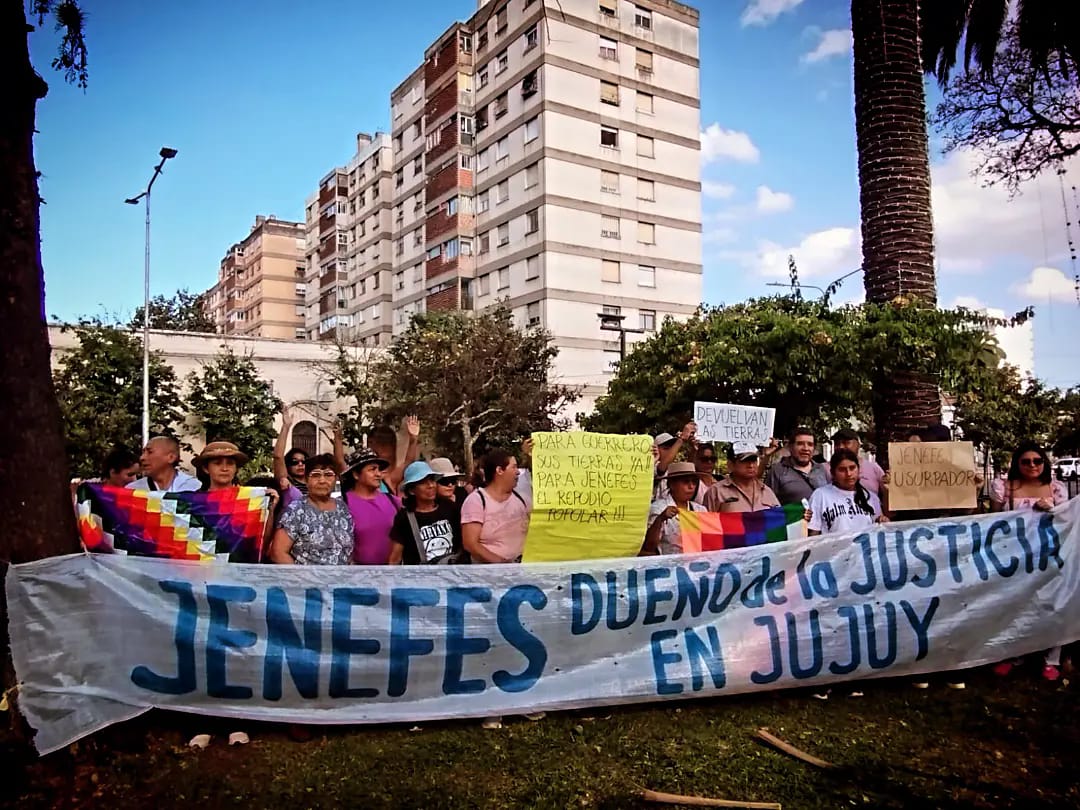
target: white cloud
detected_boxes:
[931,148,1080,274]
[1010,266,1078,303]
[741,0,804,27]
[802,29,853,63]
[755,185,795,213]
[703,180,737,199]
[703,226,738,245]
[751,226,861,279]
[701,123,760,164]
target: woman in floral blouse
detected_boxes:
[270,454,354,565]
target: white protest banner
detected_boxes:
[9,498,1080,755]
[694,401,775,446]
[889,441,978,511]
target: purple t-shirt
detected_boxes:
[345,490,400,564]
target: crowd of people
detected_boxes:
[80,409,1074,734]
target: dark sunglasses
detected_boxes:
[437,477,459,486]
[699,455,717,462]
[1020,457,1044,467]
[287,458,306,467]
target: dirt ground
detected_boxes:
[2,663,1077,809]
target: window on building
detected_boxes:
[459,153,473,170]
[637,221,656,244]
[601,170,619,193]
[601,215,620,239]
[637,134,655,157]
[478,29,488,51]
[477,105,489,131]
[496,49,509,73]
[599,35,618,60]
[498,267,510,289]
[445,238,460,259]
[636,91,654,114]
[524,116,539,142]
[479,273,491,296]
[525,162,539,188]
[600,125,619,148]
[477,147,490,172]
[601,80,619,105]
[636,48,654,73]
[410,85,422,103]
[599,0,617,17]
[638,266,656,288]
[413,121,423,140]
[479,231,490,253]
[478,66,489,89]
[414,193,424,211]
[498,222,510,245]
[525,208,539,234]
[447,196,459,216]
[372,273,380,289]
[395,169,404,187]
[395,237,404,255]
[635,6,652,28]
[604,350,621,374]
[496,180,509,204]
[295,304,305,317]
[460,32,472,53]
[495,136,509,161]
[413,156,423,175]
[395,271,405,290]
[638,178,655,201]
[526,255,540,279]
[394,134,403,151]
[395,204,404,222]
[478,189,490,212]
[413,264,424,282]
[496,4,508,32]
[522,69,539,97]
[460,115,474,136]
[527,301,540,326]
[494,92,508,118]
[427,245,442,260]
[460,236,473,254]
[414,230,423,246]
[524,24,538,51]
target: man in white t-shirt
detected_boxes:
[127,436,201,493]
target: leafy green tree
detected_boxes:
[130,288,215,333]
[583,297,1007,444]
[363,305,578,472]
[319,341,381,451]
[1052,388,1080,457]
[952,365,1064,470]
[185,347,283,477]
[53,321,187,478]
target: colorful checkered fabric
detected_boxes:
[679,503,806,553]
[77,483,270,562]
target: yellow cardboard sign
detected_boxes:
[523,431,654,562]
[888,441,977,511]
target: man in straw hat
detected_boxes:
[643,461,707,556]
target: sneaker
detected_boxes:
[523,711,546,721]
[811,692,829,700]
[1043,664,1061,682]
[993,661,1015,677]
[947,682,966,690]
[187,733,211,749]
[481,716,503,730]
[912,682,930,689]
[227,731,249,746]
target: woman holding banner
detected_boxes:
[807,449,885,537]
[643,462,708,555]
[990,441,1071,682]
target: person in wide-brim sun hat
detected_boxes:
[194,441,250,469]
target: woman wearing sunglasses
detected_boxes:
[990,440,1071,681]
[273,406,309,512]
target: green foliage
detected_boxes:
[952,365,1064,469]
[327,305,579,471]
[53,321,186,478]
[185,347,283,477]
[1053,388,1080,456]
[583,297,1013,443]
[130,288,215,333]
[319,343,381,450]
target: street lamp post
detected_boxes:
[597,311,645,364]
[125,147,178,446]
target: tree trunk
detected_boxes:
[0,0,79,563]
[852,0,942,461]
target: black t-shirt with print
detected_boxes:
[391,501,462,564]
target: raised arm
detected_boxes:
[387,415,421,492]
[333,419,346,473]
[273,407,295,483]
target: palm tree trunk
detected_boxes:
[0,0,79,562]
[852,0,942,458]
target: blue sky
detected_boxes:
[30,0,1080,388]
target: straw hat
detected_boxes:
[195,441,249,468]
[659,461,698,480]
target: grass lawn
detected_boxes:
[3,665,1077,809]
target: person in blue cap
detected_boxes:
[389,460,464,565]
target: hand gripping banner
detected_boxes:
[8,498,1080,754]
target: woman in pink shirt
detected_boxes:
[460,447,531,564]
[990,441,1071,681]
[341,449,400,565]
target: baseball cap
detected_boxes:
[726,441,759,462]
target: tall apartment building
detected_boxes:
[203,215,306,339]
[302,132,396,344]
[301,0,702,413]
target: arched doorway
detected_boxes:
[292,420,317,456]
